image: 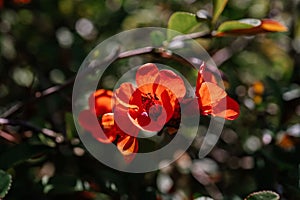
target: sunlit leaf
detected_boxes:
[212,0,228,24]
[245,190,280,200]
[215,19,287,36]
[215,19,260,36]
[167,12,201,40]
[0,170,12,198]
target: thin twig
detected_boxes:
[0,129,20,144]
[0,47,154,118]
[172,31,212,41]
[0,118,64,143]
[0,30,229,117]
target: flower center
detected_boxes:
[136,93,162,126]
[141,93,158,109]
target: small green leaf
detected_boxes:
[150,30,166,47]
[212,0,228,24]
[167,12,201,40]
[216,19,261,33]
[245,191,280,200]
[215,19,287,36]
[0,170,12,198]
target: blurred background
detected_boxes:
[0,0,300,199]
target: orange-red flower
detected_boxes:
[195,63,239,120]
[78,89,116,143]
[78,89,139,160]
[78,63,240,163]
[90,89,114,117]
[114,63,186,132]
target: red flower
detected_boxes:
[90,89,113,117]
[78,89,139,160]
[78,89,116,143]
[114,63,186,132]
[78,63,240,163]
[195,63,239,120]
[78,110,117,143]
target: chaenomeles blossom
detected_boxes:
[113,63,186,133]
[78,89,139,162]
[78,63,240,162]
[167,63,239,135]
[194,63,240,120]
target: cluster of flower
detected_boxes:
[78,63,239,162]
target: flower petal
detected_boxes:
[160,89,175,122]
[101,113,115,131]
[157,69,186,98]
[78,110,116,143]
[197,64,219,87]
[211,96,240,120]
[197,82,227,108]
[114,104,140,137]
[196,66,240,120]
[78,110,99,131]
[89,89,113,116]
[117,135,138,156]
[136,63,160,93]
[114,83,140,108]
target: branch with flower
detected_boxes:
[78,62,240,162]
[0,7,287,164]
[0,0,291,199]
[74,10,287,162]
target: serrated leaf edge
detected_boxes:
[0,171,12,199]
[244,190,280,200]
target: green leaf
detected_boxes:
[65,112,76,140]
[0,143,52,170]
[0,170,12,198]
[216,19,261,33]
[212,0,228,24]
[150,30,166,47]
[215,18,287,36]
[167,12,201,40]
[245,191,280,200]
